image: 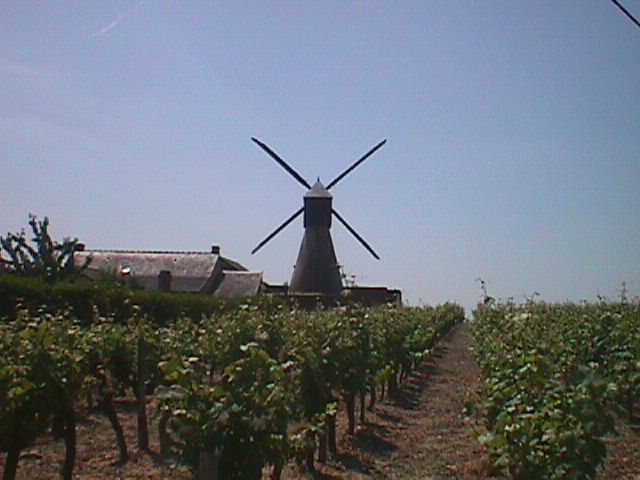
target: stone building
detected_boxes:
[73,245,262,296]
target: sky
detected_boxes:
[1,1,639,315]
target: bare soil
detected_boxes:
[601,419,640,480]
[282,322,492,480]
[2,322,639,479]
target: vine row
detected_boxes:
[471,301,640,479]
[0,302,463,479]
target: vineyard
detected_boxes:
[471,300,640,479]
[0,301,463,480]
[1,296,639,480]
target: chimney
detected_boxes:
[211,245,220,255]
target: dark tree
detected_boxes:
[0,214,89,282]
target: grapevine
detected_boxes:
[1,301,463,480]
[471,301,640,479]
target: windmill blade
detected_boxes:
[251,207,304,255]
[251,138,311,189]
[326,139,386,190]
[332,209,380,260]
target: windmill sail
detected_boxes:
[251,139,386,296]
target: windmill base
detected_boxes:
[262,285,402,309]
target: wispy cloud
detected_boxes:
[91,13,127,38]
[90,1,147,39]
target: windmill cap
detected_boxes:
[305,180,332,198]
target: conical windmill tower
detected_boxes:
[251,138,386,296]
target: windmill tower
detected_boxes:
[251,138,386,296]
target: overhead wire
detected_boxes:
[610,0,640,30]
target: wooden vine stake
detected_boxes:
[198,451,219,480]
[136,335,149,451]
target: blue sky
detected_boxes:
[1,1,639,314]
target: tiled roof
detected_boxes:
[74,250,248,293]
[214,271,263,297]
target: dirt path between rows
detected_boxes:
[290,322,492,479]
[377,322,491,479]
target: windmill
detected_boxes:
[251,137,386,297]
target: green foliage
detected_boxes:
[160,345,290,479]
[471,301,640,479]
[153,302,461,477]
[0,308,92,479]
[0,317,51,454]
[0,214,89,282]
[0,272,285,325]
[1,299,463,479]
